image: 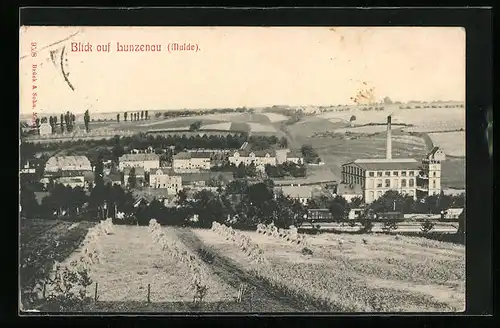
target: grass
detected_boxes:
[193,229,465,312]
[20,220,97,306]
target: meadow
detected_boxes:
[21,220,465,313]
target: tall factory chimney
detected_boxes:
[386,115,392,160]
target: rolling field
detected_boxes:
[315,104,465,133]
[428,131,466,157]
[281,112,465,188]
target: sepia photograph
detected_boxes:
[19,25,466,313]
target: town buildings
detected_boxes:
[44,156,92,172]
[118,153,160,172]
[275,185,314,205]
[123,167,146,187]
[172,151,211,173]
[149,168,182,195]
[340,116,445,204]
[228,150,277,172]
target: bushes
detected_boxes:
[420,220,435,234]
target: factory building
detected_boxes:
[341,115,445,203]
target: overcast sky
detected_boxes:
[20,26,465,115]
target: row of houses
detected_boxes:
[117,148,304,174]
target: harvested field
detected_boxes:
[193,229,465,312]
[59,225,237,303]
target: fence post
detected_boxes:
[42,282,46,299]
[147,284,151,303]
[94,282,98,302]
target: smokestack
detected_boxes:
[386,115,392,160]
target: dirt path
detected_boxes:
[174,228,319,312]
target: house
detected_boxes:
[123,167,146,187]
[19,160,37,174]
[307,208,333,221]
[444,208,464,220]
[228,150,277,172]
[54,176,85,188]
[275,185,314,205]
[44,156,92,172]
[119,153,160,172]
[39,123,52,136]
[180,171,233,188]
[103,173,122,186]
[335,183,364,202]
[286,150,304,165]
[172,151,211,173]
[149,168,182,195]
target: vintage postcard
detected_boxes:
[19,26,466,313]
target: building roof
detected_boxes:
[123,166,146,176]
[287,149,303,158]
[43,169,92,178]
[151,168,178,176]
[346,158,421,171]
[427,147,440,156]
[336,183,363,195]
[180,171,233,184]
[34,192,50,205]
[173,152,191,160]
[276,185,314,199]
[45,156,91,169]
[104,173,121,183]
[119,153,160,162]
[446,208,464,216]
[234,150,276,157]
[56,176,85,183]
[189,152,212,158]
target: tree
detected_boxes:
[136,112,140,121]
[116,113,120,122]
[300,144,321,164]
[279,137,288,148]
[350,115,356,122]
[35,117,40,129]
[141,111,144,120]
[189,121,202,131]
[127,167,137,189]
[328,195,350,221]
[350,196,363,208]
[84,110,90,133]
[155,112,162,119]
[145,110,149,120]
[383,97,393,105]
[124,112,128,122]
[60,114,64,133]
[20,183,39,219]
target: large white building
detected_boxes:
[228,150,277,172]
[44,156,92,172]
[149,168,182,195]
[118,153,160,172]
[39,122,52,136]
[341,115,445,204]
[172,151,211,173]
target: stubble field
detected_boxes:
[22,222,465,313]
